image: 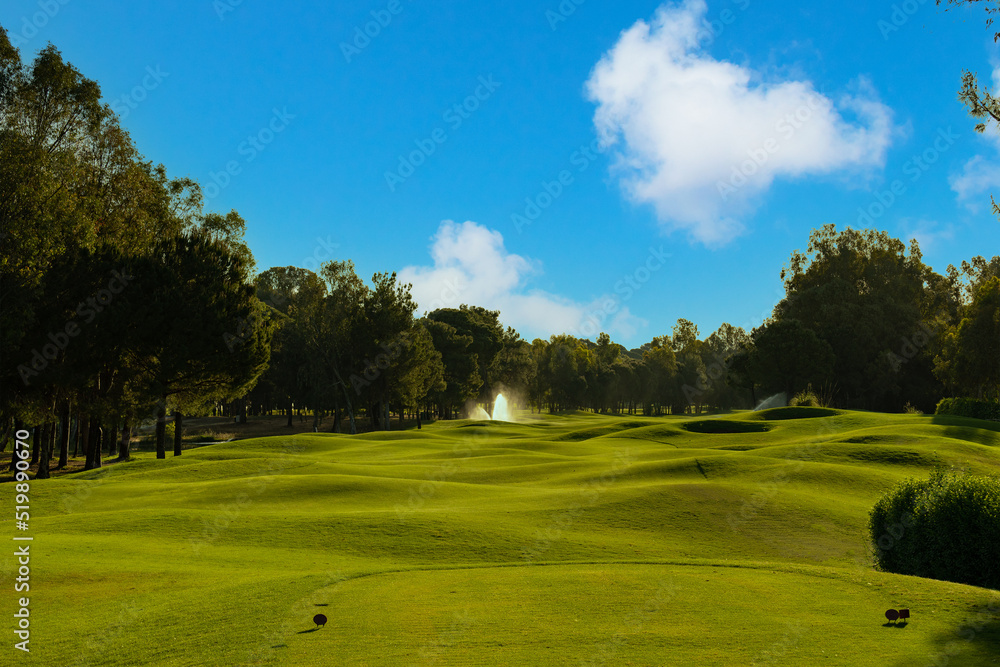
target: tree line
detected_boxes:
[2,28,998,478]
[1,31,272,472]
[245,227,998,427]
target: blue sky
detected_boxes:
[3,0,997,348]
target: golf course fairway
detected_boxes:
[8,407,1000,665]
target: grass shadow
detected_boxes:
[930,414,1000,447]
[894,602,1000,667]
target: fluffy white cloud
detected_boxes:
[950,154,1000,211]
[399,220,645,340]
[586,0,894,245]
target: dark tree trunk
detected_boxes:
[286,397,293,428]
[30,426,39,466]
[173,411,183,456]
[92,419,104,468]
[78,415,89,463]
[58,402,70,469]
[119,421,131,461]
[36,423,52,479]
[47,420,56,462]
[86,418,102,470]
[108,417,119,456]
[7,420,21,471]
[155,399,167,459]
[0,421,11,453]
[238,398,247,424]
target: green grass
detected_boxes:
[6,410,1000,665]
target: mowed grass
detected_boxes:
[6,408,1000,666]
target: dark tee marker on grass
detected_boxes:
[885,609,909,624]
[313,614,327,628]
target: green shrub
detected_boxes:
[935,397,1000,421]
[902,402,923,415]
[868,470,1000,590]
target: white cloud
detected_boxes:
[399,220,645,341]
[946,56,1000,210]
[950,154,1000,212]
[585,0,895,245]
[898,218,954,255]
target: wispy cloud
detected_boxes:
[898,218,955,254]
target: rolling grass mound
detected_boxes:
[682,419,773,434]
[9,410,1000,665]
[752,406,842,420]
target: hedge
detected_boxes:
[935,397,1000,422]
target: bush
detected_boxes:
[935,397,1000,421]
[902,402,923,415]
[868,470,1000,590]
